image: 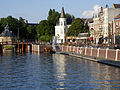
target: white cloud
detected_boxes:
[81,5,101,18]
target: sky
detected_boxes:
[0,0,120,23]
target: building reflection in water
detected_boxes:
[52,54,67,89]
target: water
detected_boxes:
[0,52,120,90]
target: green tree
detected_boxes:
[26,25,36,40]
[36,20,49,40]
[18,17,27,40]
[65,13,75,24]
[67,18,84,36]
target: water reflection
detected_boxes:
[0,53,120,89]
[52,54,67,89]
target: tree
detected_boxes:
[26,25,36,41]
[65,13,75,24]
[67,18,84,36]
[18,17,27,40]
[36,20,49,40]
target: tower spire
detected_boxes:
[60,7,65,18]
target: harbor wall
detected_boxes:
[61,45,120,61]
[32,44,53,53]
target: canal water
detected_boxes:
[0,52,120,90]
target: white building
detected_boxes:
[93,4,120,44]
[103,4,120,40]
[55,7,68,44]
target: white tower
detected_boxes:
[55,7,68,44]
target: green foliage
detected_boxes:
[39,35,52,42]
[47,9,60,26]
[65,13,75,24]
[0,16,37,41]
[67,18,84,36]
[26,25,36,40]
[0,8,75,43]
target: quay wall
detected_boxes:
[32,44,52,53]
[61,45,120,61]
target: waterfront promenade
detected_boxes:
[58,45,120,68]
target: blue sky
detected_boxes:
[0,0,120,23]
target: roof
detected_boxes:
[0,24,16,37]
[27,23,39,26]
[112,4,120,8]
[60,7,65,18]
[114,14,120,19]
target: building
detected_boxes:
[93,4,120,44]
[55,7,68,44]
[0,24,17,44]
[93,7,104,44]
[113,14,120,44]
[88,19,94,42]
[114,14,120,36]
[103,4,120,44]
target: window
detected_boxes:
[61,22,63,26]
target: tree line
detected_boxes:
[0,16,37,41]
[0,9,88,42]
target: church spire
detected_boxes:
[60,7,65,18]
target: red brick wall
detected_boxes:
[63,46,66,52]
[117,51,120,60]
[65,46,67,52]
[92,48,97,57]
[86,48,91,56]
[74,47,78,53]
[99,49,106,59]
[71,47,73,52]
[107,50,116,60]
[81,48,85,55]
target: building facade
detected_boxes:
[113,14,120,44]
[93,4,120,44]
[93,7,104,44]
[55,7,68,44]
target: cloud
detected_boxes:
[81,5,101,18]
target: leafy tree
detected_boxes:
[47,9,60,35]
[18,17,27,40]
[26,25,36,40]
[67,18,84,36]
[65,13,75,24]
[36,20,49,39]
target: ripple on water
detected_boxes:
[0,53,120,89]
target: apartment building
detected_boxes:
[93,4,120,44]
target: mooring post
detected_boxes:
[22,42,24,52]
[2,39,3,54]
[26,43,28,53]
[17,41,19,53]
[22,42,24,54]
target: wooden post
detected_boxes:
[26,43,28,53]
[22,42,24,55]
[22,42,24,52]
[17,41,19,53]
[2,40,3,54]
